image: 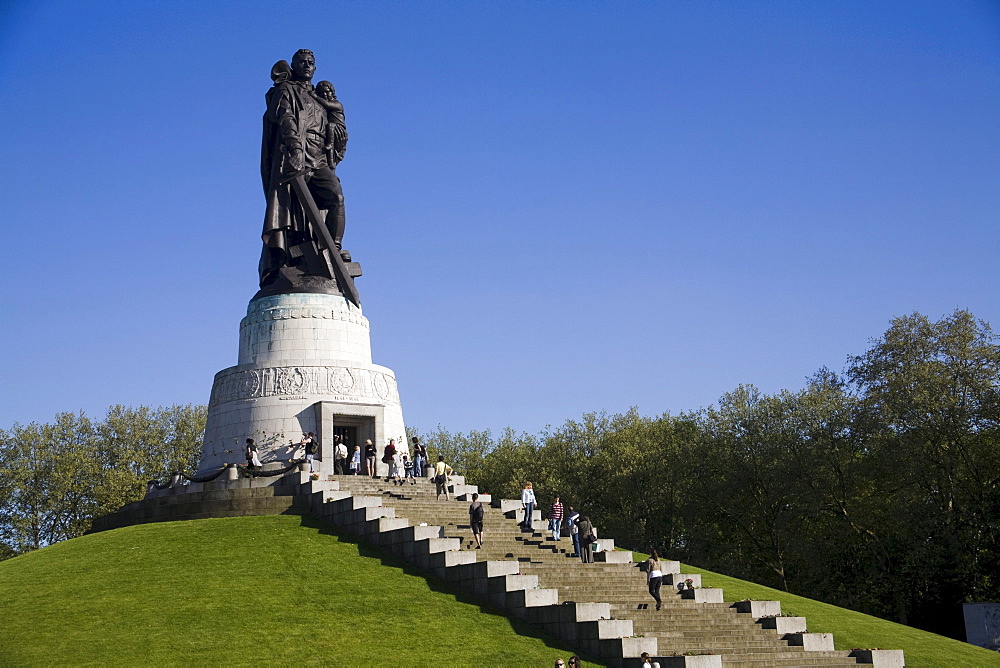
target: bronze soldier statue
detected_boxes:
[257,49,359,304]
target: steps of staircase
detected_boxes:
[317,476,868,666]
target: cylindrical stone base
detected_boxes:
[198,292,407,475]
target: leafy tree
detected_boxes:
[399,309,1000,640]
[419,425,495,484]
[0,404,206,559]
[93,404,206,514]
[548,410,696,554]
[685,386,816,591]
[475,428,542,500]
[848,310,1000,631]
[0,413,100,554]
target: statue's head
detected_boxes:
[291,49,316,81]
[316,80,335,100]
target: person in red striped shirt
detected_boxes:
[548,496,564,541]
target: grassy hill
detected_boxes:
[1,514,996,666]
[683,562,1000,667]
[0,515,596,667]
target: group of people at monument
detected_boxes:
[248,432,665,616]
[382,438,417,485]
[382,436,434,485]
[243,433,440,483]
[521,482,599,564]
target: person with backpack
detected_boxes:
[434,456,453,500]
[566,506,581,557]
[382,438,397,480]
[468,492,485,548]
[333,435,348,474]
[301,432,318,473]
[577,515,596,563]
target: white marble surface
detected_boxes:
[199,292,407,474]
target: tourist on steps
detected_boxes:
[364,439,377,477]
[388,454,401,484]
[245,438,262,469]
[349,444,361,475]
[548,495,564,541]
[469,492,485,548]
[385,439,403,483]
[382,438,397,480]
[333,435,348,474]
[402,454,414,484]
[566,506,581,557]
[577,515,596,563]
[520,482,536,528]
[301,433,318,473]
[646,549,664,611]
[411,436,427,477]
[434,456,453,500]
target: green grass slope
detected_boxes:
[628,551,998,667]
[685,564,1000,667]
[0,515,599,667]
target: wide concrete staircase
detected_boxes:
[94,468,905,667]
[308,474,901,668]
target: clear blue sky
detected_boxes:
[1,1,998,435]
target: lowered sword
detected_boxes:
[285,173,361,308]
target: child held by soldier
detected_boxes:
[313,80,347,165]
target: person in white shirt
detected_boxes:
[334,436,348,474]
[646,549,664,611]
[434,456,454,500]
[520,482,536,528]
[640,651,660,668]
[245,438,262,469]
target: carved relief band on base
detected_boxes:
[209,365,400,407]
[240,302,370,329]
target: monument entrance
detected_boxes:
[330,425,358,448]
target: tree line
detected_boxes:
[0,404,206,558]
[416,310,1000,640]
[3,310,996,640]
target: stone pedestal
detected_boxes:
[198,292,406,475]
